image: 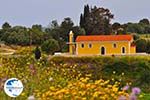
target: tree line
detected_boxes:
[0,4,149,54]
[0,18,85,54]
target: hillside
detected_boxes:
[50,56,150,92]
[0,52,150,99]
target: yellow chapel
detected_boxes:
[68,31,136,55]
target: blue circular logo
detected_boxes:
[4,78,24,97]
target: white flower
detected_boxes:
[113,71,116,74]
[28,95,35,100]
[49,77,53,82]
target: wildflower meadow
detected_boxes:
[0,47,149,100]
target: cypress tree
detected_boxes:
[80,14,84,28]
[80,5,114,35]
[34,46,41,60]
[80,5,90,30]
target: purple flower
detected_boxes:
[129,93,137,100]
[118,95,127,100]
[29,64,36,75]
[122,85,129,91]
[132,87,141,95]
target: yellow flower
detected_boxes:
[104,80,110,84]
[112,87,118,92]
[107,85,112,88]
[82,97,86,100]
[111,78,114,81]
[93,92,99,97]
[139,94,143,98]
[111,93,115,97]
[79,91,86,96]
[95,80,103,84]
[85,74,92,77]
[49,86,55,91]
[21,92,25,96]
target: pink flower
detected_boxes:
[29,64,34,69]
[122,85,129,91]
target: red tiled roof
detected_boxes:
[76,35,133,42]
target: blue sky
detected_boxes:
[0,0,149,27]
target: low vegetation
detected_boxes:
[0,50,149,99]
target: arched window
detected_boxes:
[101,47,105,55]
[122,47,125,54]
[81,43,84,48]
[89,44,92,48]
[113,43,117,48]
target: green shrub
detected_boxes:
[136,39,147,52]
[41,39,59,54]
[146,40,150,54]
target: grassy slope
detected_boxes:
[139,34,150,40]
[0,54,149,99]
[50,56,150,92]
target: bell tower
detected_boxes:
[69,31,74,54]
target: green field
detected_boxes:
[139,34,150,39]
[0,47,150,100]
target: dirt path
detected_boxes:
[0,48,16,55]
